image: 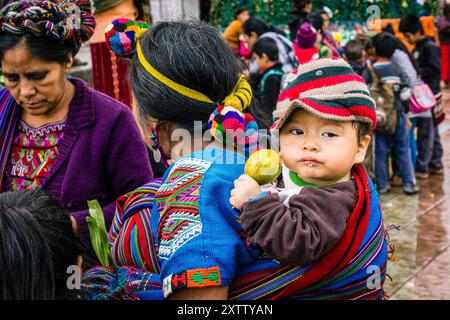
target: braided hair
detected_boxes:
[0,0,95,63]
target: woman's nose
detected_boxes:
[19,80,36,99]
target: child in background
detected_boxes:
[293,22,320,64]
[399,13,445,179]
[343,39,366,76]
[251,37,284,118]
[230,59,378,266]
[223,8,250,56]
[362,33,419,195]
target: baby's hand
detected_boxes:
[230,174,262,210]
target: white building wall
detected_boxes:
[151,0,200,22]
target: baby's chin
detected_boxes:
[295,170,347,186]
[295,171,329,185]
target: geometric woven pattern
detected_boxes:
[156,157,211,261]
[163,266,221,298]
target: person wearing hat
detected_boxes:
[230,59,388,281]
[293,22,320,64]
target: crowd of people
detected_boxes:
[0,0,448,300]
[224,2,448,196]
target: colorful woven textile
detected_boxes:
[0,87,19,191]
[109,178,163,273]
[83,266,163,300]
[84,147,387,300]
[90,41,132,107]
[4,119,65,191]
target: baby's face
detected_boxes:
[279,109,370,186]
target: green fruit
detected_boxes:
[245,149,282,185]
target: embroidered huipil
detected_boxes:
[5,119,65,191]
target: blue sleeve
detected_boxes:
[154,150,261,298]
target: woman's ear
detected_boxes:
[65,55,74,72]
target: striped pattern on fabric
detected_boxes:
[109,178,163,274]
[0,88,19,191]
[272,58,377,133]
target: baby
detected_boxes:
[230,58,376,266]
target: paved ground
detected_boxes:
[382,88,450,300]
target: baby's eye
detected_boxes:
[322,132,338,138]
[290,129,304,135]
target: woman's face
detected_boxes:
[1,44,73,117]
[321,13,330,31]
[238,11,250,24]
[244,32,258,50]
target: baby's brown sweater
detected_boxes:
[241,180,356,266]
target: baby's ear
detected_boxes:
[355,134,371,164]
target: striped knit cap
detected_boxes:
[271,58,376,132]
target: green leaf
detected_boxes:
[86,200,111,267]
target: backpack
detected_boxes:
[259,69,284,94]
[367,65,398,135]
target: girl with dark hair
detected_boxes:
[0,1,153,251]
[243,17,298,74]
[438,4,450,88]
[0,190,83,299]
[223,8,250,56]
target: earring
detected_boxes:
[151,123,162,163]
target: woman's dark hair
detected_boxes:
[0,33,76,64]
[0,190,83,300]
[234,7,249,20]
[0,202,54,299]
[130,20,243,132]
[444,4,450,18]
[242,17,285,37]
[252,37,279,61]
[0,0,95,64]
[399,13,423,35]
[305,12,324,33]
[292,0,310,13]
